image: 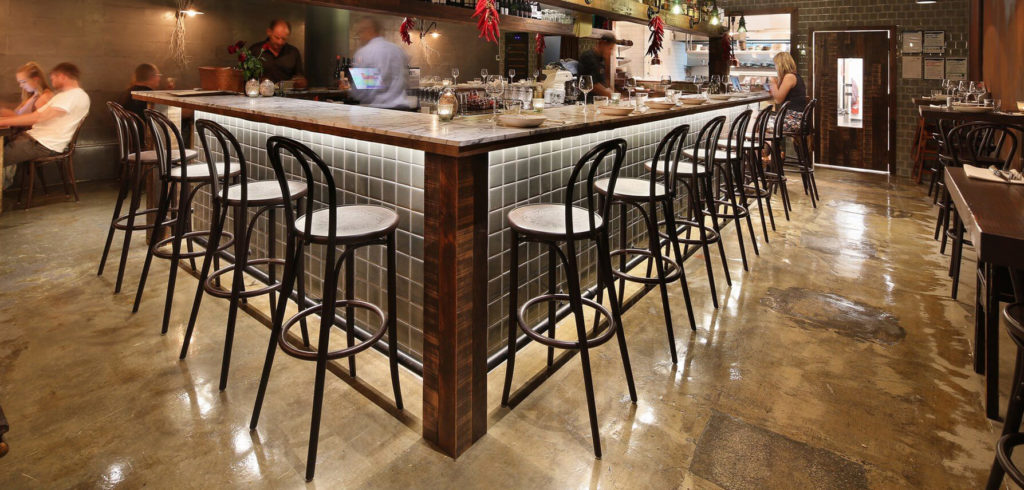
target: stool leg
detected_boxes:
[693,181,720,309]
[250,239,301,431]
[975,268,986,375]
[180,201,228,359]
[306,244,341,481]
[647,200,677,363]
[564,243,603,458]
[65,157,79,202]
[268,206,277,321]
[133,181,172,314]
[738,159,760,256]
[294,198,310,348]
[219,204,249,390]
[501,232,521,407]
[747,153,770,241]
[664,200,696,332]
[951,214,964,300]
[99,161,134,278]
[597,232,637,402]
[159,183,190,334]
[721,163,749,271]
[386,232,403,410]
[986,265,1001,421]
[24,163,36,210]
[345,247,357,378]
[987,349,1024,489]
[546,244,557,368]
[704,174,732,287]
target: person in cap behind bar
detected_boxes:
[0,63,90,189]
[577,33,616,101]
[255,19,307,88]
[349,17,411,110]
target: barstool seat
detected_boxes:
[594,177,666,199]
[681,148,739,162]
[170,161,241,180]
[717,138,757,149]
[644,158,707,176]
[295,205,399,242]
[139,148,198,163]
[507,204,603,239]
[225,180,305,205]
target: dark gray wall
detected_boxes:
[0,0,307,183]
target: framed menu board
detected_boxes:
[923,31,945,54]
[945,58,968,81]
[902,31,922,54]
[923,58,945,80]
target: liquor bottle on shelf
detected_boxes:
[333,55,343,88]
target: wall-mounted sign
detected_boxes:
[902,55,922,79]
[923,58,945,80]
[923,31,945,54]
[902,31,922,54]
[945,58,968,81]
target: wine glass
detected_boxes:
[509,68,516,81]
[485,75,506,123]
[532,70,540,83]
[481,68,489,79]
[660,74,672,97]
[452,67,460,86]
[624,77,637,101]
[578,75,594,112]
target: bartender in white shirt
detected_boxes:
[350,17,410,110]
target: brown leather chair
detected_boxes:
[17,119,86,209]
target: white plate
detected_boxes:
[498,114,548,128]
[951,104,994,113]
[646,100,676,110]
[679,97,707,106]
[708,94,735,101]
[598,106,635,116]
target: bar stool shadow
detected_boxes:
[501,138,637,459]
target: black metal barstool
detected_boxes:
[646,116,731,308]
[501,138,637,459]
[737,108,777,239]
[763,101,794,220]
[249,136,403,482]
[782,99,820,207]
[179,119,310,390]
[686,109,758,270]
[131,109,239,334]
[98,103,200,293]
[594,124,697,364]
[986,303,1024,489]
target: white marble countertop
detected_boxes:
[134,91,769,156]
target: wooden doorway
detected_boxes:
[811,29,896,173]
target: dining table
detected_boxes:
[944,167,1024,420]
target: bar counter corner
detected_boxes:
[133,90,769,457]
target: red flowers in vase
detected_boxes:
[226,40,265,81]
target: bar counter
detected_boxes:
[135,90,768,457]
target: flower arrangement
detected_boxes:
[227,40,268,81]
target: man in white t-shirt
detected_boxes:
[0,63,90,189]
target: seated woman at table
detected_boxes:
[0,62,54,117]
[768,52,807,132]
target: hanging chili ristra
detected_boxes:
[535,33,546,55]
[473,0,500,44]
[647,15,665,65]
[400,17,416,45]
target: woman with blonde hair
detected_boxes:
[0,62,54,117]
[768,51,807,131]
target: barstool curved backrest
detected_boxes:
[195,119,249,203]
[266,135,336,242]
[723,109,753,162]
[772,100,793,139]
[799,99,818,136]
[108,102,130,164]
[650,124,690,196]
[687,116,727,179]
[564,138,627,238]
[144,109,192,181]
[965,123,1019,170]
[748,108,773,153]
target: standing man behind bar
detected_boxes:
[577,33,616,100]
[350,17,410,110]
[257,19,307,88]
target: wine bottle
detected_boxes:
[333,55,342,88]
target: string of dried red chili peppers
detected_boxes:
[400,17,415,45]
[647,15,665,65]
[473,0,500,44]
[535,33,545,55]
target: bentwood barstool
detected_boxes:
[132,110,240,334]
[686,109,758,270]
[986,303,1024,489]
[763,101,794,220]
[501,138,637,458]
[594,125,697,364]
[179,119,310,390]
[249,136,403,481]
[647,116,731,308]
[783,99,820,207]
[98,103,201,293]
[736,107,777,238]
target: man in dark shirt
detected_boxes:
[256,19,306,86]
[577,33,616,101]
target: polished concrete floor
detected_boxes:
[0,169,1011,488]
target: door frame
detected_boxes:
[809,26,898,174]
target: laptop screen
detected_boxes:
[349,68,383,90]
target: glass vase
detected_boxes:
[245,79,260,97]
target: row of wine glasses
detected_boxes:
[942,79,987,102]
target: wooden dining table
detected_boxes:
[945,167,1024,419]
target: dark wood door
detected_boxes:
[813,31,892,172]
[504,32,529,82]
